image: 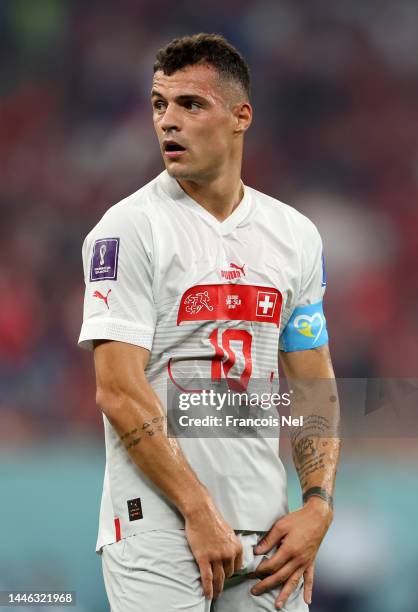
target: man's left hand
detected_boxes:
[250,497,333,609]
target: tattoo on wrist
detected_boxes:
[303,487,334,510]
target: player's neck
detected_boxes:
[177,169,244,223]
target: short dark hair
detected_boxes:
[154,33,251,99]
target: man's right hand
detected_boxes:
[184,498,243,600]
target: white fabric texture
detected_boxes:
[102,531,308,612]
[78,170,326,551]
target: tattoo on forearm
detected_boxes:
[142,416,165,436]
[120,416,166,449]
[126,437,141,450]
[120,428,138,440]
[291,412,340,494]
[292,435,327,489]
[291,414,332,440]
[288,382,340,507]
[294,435,317,463]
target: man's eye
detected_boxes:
[186,101,201,111]
[153,101,166,111]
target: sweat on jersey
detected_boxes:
[78,170,328,552]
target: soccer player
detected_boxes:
[79,33,340,611]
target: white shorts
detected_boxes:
[102,530,308,612]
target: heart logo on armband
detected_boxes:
[293,312,324,343]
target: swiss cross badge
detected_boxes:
[256,291,277,318]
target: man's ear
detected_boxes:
[233,102,253,134]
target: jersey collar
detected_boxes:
[159,170,253,236]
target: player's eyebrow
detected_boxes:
[151,89,208,104]
[175,94,208,104]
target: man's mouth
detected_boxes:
[163,140,187,158]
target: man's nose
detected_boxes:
[160,103,181,132]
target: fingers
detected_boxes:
[225,538,243,579]
[251,571,283,597]
[255,559,299,585]
[255,547,293,577]
[254,521,286,555]
[223,557,235,579]
[196,535,242,599]
[303,562,315,605]
[275,569,304,610]
[251,560,299,597]
[233,542,244,574]
[198,559,213,600]
[212,561,225,600]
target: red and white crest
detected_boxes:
[184,290,214,315]
[256,291,278,318]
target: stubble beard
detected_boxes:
[166,165,188,179]
[165,161,199,181]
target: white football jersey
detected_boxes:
[78,170,326,551]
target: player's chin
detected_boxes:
[165,160,194,179]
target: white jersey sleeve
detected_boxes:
[279,218,328,352]
[78,204,156,351]
[297,220,326,307]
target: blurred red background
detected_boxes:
[1,3,418,610]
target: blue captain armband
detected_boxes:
[281,301,328,352]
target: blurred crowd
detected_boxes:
[2,3,418,612]
[1,0,418,442]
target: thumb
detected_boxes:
[254,521,285,554]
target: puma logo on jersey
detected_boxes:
[221,262,246,280]
[93,289,111,309]
[184,290,213,314]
